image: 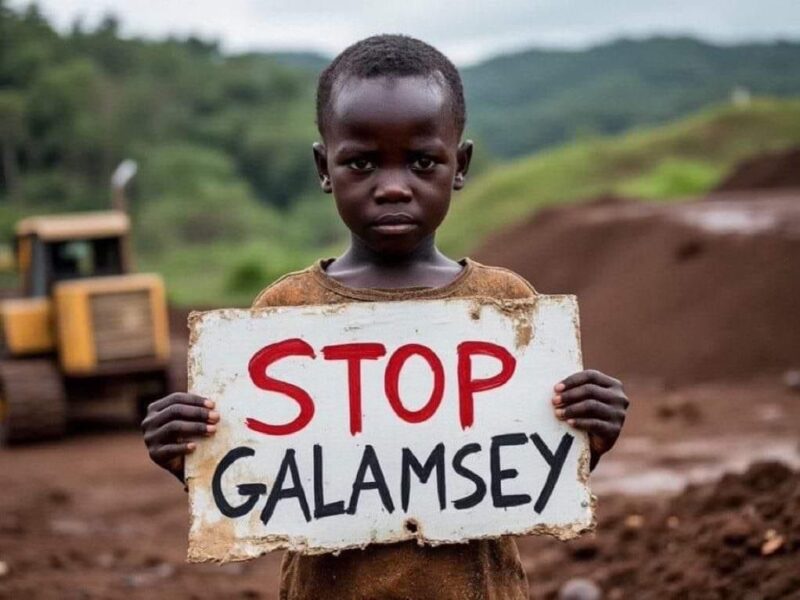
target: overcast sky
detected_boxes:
[11,0,800,65]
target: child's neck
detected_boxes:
[325,234,463,289]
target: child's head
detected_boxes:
[312,35,473,257]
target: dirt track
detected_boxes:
[2,376,798,599]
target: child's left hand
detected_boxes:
[552,369,629,469]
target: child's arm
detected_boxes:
[141,393,219,483]
[551,370,629,470]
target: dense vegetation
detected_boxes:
[0,2,337,302]
[1,2,799,304]
[464,37,800,157]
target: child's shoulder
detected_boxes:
[459,259,538,300]
[250,263,324,309]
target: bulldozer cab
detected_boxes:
[15,211,130,297]
[1,210,169,375]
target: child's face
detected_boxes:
[313,75,472,256]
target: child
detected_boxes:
[142,35,629,599]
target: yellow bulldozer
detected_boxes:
[0,165,172,444]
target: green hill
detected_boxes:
[248,38,800,161]
[256,38,800,161]
[463,37,800,158]
[439,98,800,257]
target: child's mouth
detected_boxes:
[371,213,419,234]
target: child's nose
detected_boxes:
[374,169,412,203]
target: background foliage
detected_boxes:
[1,2,799,304]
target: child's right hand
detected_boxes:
[141,393,219,483]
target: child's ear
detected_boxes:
[312,142,332,194]
[453,140,473,191]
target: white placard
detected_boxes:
[186,296,594,562]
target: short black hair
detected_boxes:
[316,34,466,138]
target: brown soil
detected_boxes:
[474,194,800,384]
[713,147,800,192]
[521,460,800,600]
[1,376,799,599]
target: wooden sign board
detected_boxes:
[186,297,594,562]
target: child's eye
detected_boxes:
[411,157,437,172]
[348,158,375,172]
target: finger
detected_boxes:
[148,393,215,414]
[554,384,618,406]
[150,442,196,465]
[556,400,621,422]
[146,403,218,429]
[555,370,620,392]
[146,420,216,445]
[565,418,617,438]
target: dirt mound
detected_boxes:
[520,461,800,599]
[714,147,800,192]
[474,194,800,383]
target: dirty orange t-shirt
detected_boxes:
[251,257,536,600]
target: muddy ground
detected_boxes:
[1,374,798,599]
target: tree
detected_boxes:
[0,91,25,200]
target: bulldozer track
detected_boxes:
[0,358,67,444]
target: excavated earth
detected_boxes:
[474,191,800,384]
[711,146,800,192]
